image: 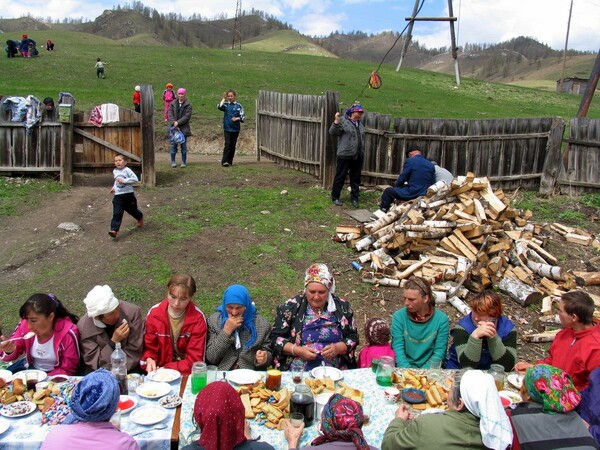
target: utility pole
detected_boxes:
[396,0,460,86]
[232,0,242,50]
[559,0,574,91]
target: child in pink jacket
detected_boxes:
[358,317,395,369]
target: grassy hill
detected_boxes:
[2,26,598,142]
[244,30,337,57]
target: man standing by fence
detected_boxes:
[329,103,365,208]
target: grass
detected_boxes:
[2,28,599,141]
[0,177,67,217]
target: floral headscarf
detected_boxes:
[311,394,370,450]
[216,284,257,349]
[194,381,247,450]
[304,263,336,312]
[524,364,581,413]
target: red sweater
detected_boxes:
[536,323,600,391]
[141,299,207,375]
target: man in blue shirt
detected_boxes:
[379,145,435,212]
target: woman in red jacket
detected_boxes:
[142,274,207,375]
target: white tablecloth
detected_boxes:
[0,377,181,450]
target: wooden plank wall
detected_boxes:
[561,118,600,193]
[256,90,324,177]
[0,103,61,173]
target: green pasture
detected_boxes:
[2,28,599,140]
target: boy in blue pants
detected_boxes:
[109,155,143,238]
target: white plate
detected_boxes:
[130,405,167,426]
[12,370,48,384]
[118,395,138,414]
[310,367,343,382]
[146,368,181,383]
[0,401,37,418]
[499,390,523,405]
[158,395,182,409]
[507,373,524,390]
[0,370,13,384]
[0,420,9,435]
[420,408,445,415]
[136,382,171,399]
[226,369,261,385]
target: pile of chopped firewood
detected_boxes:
[334,173,600,342]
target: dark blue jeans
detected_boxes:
[222,131,239,165]
[111,193,143,231]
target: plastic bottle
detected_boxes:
[111,342,129,395]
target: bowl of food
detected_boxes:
[401,388,426,404]
[158,395,182,409]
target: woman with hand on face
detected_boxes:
[270,263,359,371]
[205,285,272,370]
[141,274,207,376]
[0,293,80,376]
[446,290,516,371]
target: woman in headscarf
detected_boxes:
[286,393,377,450]
[270,263,359,371]
[181,381,274,450]
[41,369,139,450]
[205,284,272,370]
[446,290,517,371]
[509,364,597,450]
[382,369,513,450]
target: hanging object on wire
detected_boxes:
[369,71,382,89]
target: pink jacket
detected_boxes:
[357,344,396,369]
[1,317,80,375]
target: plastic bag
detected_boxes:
[169,127,185,145]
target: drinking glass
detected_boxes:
[191,362,207,394]
[291,367,303,385]
[429,357,442,379]
[206,365,218,384]
[489,364,505,391]
[290,412,304,428]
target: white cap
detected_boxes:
[84,285,119,328]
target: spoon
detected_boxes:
[129,423,167,437]
[1,331,35,345]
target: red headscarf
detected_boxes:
[193,381,247,450]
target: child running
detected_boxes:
[95,57,107,79]
[109,155,143,238]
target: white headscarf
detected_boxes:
[460,370,513,450]
[84,285,119,328]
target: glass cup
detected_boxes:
[489,364,505,391]
[429,357,443,379]
[206,365,218,384]
[290,412,304,428]
[191,362,207,395]
[370,358,380,373]
[291,367,303,385]
[265,369,282,391]
[26,371,38,391]
[375,356,394,386]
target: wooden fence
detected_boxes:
[0,85,156,186]
[256,90,599,194]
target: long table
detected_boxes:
[0,376,183,450]
[179,368,429,449]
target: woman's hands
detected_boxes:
[321,342,347,360]
[285,342,346,361]
[255,350,267,366]
[145,358,157,373]
[472,321,497,340]
[223,315,244,335]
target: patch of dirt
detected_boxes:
[1,153,598,366]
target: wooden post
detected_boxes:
[255,98,260,161]
[140,84,155,187]
[539,117,565,196]
[320,91,339,189]
[59,100,74,185]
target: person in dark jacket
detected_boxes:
[379,144,435,212]
[329,103,365,208]
[217,89,245,167]
[168,88,192,168]
[6,40,19,58]
[577,367,600,446]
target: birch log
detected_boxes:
[496,277,543,306]
[574,271,600,286]
[448,296,472,315]
[526,261,565,281]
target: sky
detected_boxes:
[3,0,600,52]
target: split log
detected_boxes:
[565,233,593,246]
[496,276,543,306]
[574,271,600,286]
[522,329,560,343]
[335,225,362,234]
[448,296,472,315]
[395,257,431,280]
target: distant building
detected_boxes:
[556,77,589,96]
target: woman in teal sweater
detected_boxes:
[391,276,449,368]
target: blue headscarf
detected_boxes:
[216,285,257,350]
[63,368,119,424]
